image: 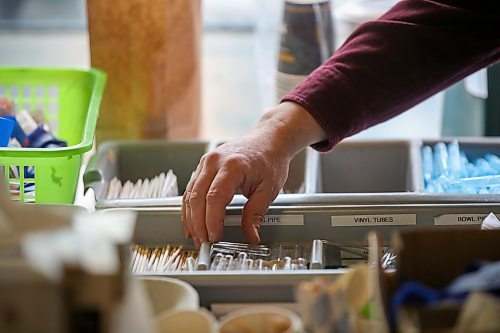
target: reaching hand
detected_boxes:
[181,102,327,247]
[182,135,290,246]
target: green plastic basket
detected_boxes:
[0,67,106,204]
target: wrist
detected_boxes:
[255,102,327,157]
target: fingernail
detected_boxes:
[208,231,217,243]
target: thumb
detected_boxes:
[241,187,274,244]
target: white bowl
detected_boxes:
[219,305,304,333]
[157,308,219,333]
[138,276,199,317]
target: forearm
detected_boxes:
[283,0,500,151]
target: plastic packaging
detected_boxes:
[0,117,13,147]
[15,110,67,148]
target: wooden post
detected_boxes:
[87,0,201,143]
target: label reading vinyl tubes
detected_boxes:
[331,214,416,227]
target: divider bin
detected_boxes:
[103,198,500,307]
[84,141,210,207]
[422,137,500,160]
[417,137,500,190]
[88,137,500,308]
[85,138,500,209]
[84,141,313,208]
[313,140,421,193]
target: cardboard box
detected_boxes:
[370,228,500,333]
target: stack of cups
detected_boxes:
[276,0,334,102]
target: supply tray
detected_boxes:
[87,137,500,307]
[85,138,500,209]
[102,199,499,308]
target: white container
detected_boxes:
[219,305,304,333]
[156,308,218,333]
[139,277,199,317]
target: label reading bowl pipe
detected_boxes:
[434,214,499,226]
[331,214,416,227]
[224,215,304,226]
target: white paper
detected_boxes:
[481,212,500,230]
[465,69,488,99]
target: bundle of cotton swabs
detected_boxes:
[107,169,178,199]
[130,245,198,273]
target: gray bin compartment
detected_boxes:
[84,141,209,207]
[416,137,500,190]
[313,140,421,193]
[84,138,500,210]
[87,137,500,307]
[84,141,313,208]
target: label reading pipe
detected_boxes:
[224,214,304,226]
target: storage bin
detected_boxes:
[313,140,421,193]
[0,67,106,204]
[84,141,313,208]
[84,140,210,207]
[105,198,500,307]
[85,138,500,209]
[90,137,500,308]
[417,137,500,191]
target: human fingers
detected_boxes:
[181,199,190,239]
[188,157,220,243]
[205,160,246,243]
[241,185,276,244]
[181,172,195,238]
[182,164,202,241]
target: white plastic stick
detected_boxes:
[139,179,150,198]
[119,180,134,199]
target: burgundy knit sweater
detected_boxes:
[282,0,500,151]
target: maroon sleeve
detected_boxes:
[281,0,500,151]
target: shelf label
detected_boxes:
[224,214,304,226]
[434,214,499,226]
[331,214,416,227]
